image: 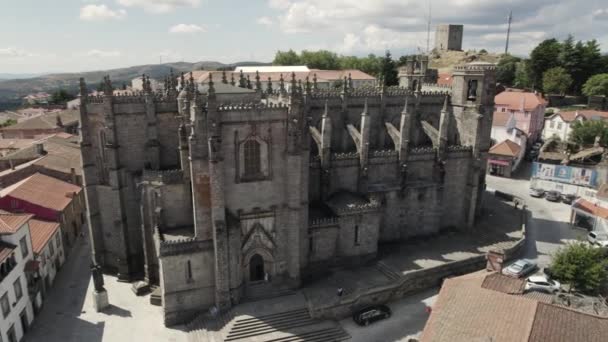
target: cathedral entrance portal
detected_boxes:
[249,254,265,281]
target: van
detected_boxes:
[587,231,608,245]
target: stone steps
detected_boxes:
[375,261,402,281]
[263,326,350,342]
[187,309,235,342]
[225,308,316,341]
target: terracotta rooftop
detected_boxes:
[481,272,525,294]
[0,109,79,131]
[573,198,608,219]
[549,110,608,123]
[0,242,16,264]
[495,91,547,111]
[421,271,608,342]
[492,111,511,127]
[189,69,376,85]
[0,212,33,234]
[0,173,81,211]
[489,139,521,157]
[436,73,453,86]
[29,219,60,254]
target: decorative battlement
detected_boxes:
[216,102,289,111]
[333,197,381,215]
[410,146,437,154]
[331,152,359,160]
[309,217,339,228]
[159,238,211,257]
[371,150,398,158]
[447,145,473,152]
[142,169,184,184]
[87,91,178,104]
[453,64,497,72]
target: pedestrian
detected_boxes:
[264,272,269,282]
[337,287,343,297]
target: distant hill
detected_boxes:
[430,50,502,73]
[0,60,271,103]
[0,73,45,80]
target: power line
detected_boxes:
[505,10,513,55]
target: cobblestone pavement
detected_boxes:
[26,229,187,342]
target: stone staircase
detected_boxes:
[188,306,350,342]
[375,261,402,281]
[245,282,296,302]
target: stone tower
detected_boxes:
[435,24,464,51]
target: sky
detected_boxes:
[0,0,607,74]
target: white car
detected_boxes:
[525,275,561,293]
[587,231,608,245]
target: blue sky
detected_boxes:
[1,0,607,74]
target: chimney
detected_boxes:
[35,143,45,155]
[70,167,77,184]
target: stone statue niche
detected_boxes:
[467,80,478,101]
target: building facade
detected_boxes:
[494,90,546,143]
[543,110,608,141]
[81,63,496,325]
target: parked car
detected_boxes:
[587,231,608,245]
[545,191,561,202]
[525,275,561,293]
[503,259,537,278]
[561,194,576,204]
[529,188,545,198]
[353,305,391,326]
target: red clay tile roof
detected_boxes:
[437,73,453,86]
[495,91,547,111]
[29,219,60,254]
[421,271,608,342]
[551,110,608,123]
[0,242,16,264]
[190,69,376,84]
[0,212,33,234]
[489,139,521,157]
[492,111,511,127]
[481,273,525,294]
[573,198,608,219]
[528,302,608,342]
[0,173,81,211]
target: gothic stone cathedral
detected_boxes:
[80,61,496,325]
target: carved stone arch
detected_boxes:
[242,246,275,282]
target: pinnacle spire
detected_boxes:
[208,73,215,94]
[221,70,227,84]
[402,97,409,114]
[362,98,369,116]
[442,95,450,112]
[79,78,87,97]
[322,100,329,118]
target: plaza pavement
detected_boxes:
[25,229,188,342]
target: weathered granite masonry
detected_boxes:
[79,63,496,325]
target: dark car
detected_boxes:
[353,305,391,326]
[561,194,576,204]
[545,191,561,202]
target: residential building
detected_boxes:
[28,219,64,300]
[494,90,547,143]
[0,212,35,342]
[0,109,79,139]
[22,92,51,106]
[543,110,608,142]
[0,173,84,250]
[487,139,524,177]
[421,271,608,342]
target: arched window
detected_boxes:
[244,140,261,176]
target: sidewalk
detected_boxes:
[26,230,187,342]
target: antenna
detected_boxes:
[505,10,512,55]
[426,1,432,54]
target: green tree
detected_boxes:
[569,120,608,146]
[582,73,608,97]
[496,54,521,86]
[529,38,561,90]
[0,119,17,128]
[300,50,339,70]
[543,67,573,95]
[514,60,532,89]
[380,51,398,86]
[550,242,608,294]
[50,89,75,104]
[273,49,300,66]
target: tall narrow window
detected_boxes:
[19,237,28,259]
[244,140,261,176]
[354,225,360,246]
[309,236,313,253]
[186,260,192,281]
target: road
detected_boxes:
[486,161,585,269]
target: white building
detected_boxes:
[0,212,35,342]
[543,110,608,141]
[131,76,162,92]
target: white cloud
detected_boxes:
[80,4,126,21]
[593,9,608,20]
[117,0,200,13]
[268,0,291,10]
[0,47,34,58]
[85,49,122,58]
[256,16,273,27]
[169,24,205,34]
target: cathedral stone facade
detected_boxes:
[80,62,496,325]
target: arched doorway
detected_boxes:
[249,254,265,281]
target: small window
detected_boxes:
[13,278,22,301]
[550,122,555,128]
[1,293,10,318]
[19,237,28,259]
[309,236,314,253]
[55,234,61,249]
[557,123,562,129]
[501,108,505,112]
[186,260,193,281]
[49,239,55,256]
[354,225,360,246]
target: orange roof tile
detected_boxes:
[29,219,60,254]
[495,91,547,111]
[0,173,81,211]
[493,111,511,127]
[529,302,608,342]
[0,212,33,234]
[551,110,608,123]
[489,139,521,157]
[437,73,453,86]
[573,198,608,219]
